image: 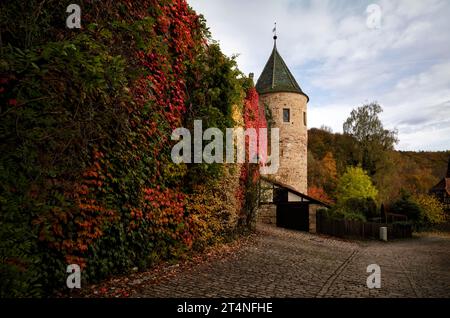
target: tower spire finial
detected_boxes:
[272,22,277,44]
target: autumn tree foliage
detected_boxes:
[308,186,333,205]
[391,192,447,228]
[308,150,338,204]
[413,194,447,225]
[238,87,268,228]
[335,166,378,204]
[0,0,262,297]
[308,126,450,205]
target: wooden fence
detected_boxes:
[316,212,412,240]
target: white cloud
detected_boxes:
[188,0,450,151]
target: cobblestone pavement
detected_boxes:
[137,225,450,298]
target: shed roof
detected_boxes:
[261,176,330,208]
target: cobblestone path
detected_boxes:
[137,225,450,298]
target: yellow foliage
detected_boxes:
[413,194,447,224]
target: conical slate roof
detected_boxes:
[256,41,309,101]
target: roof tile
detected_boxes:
[256,42,309,101]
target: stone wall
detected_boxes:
[308,204,320,234]
[259,92,308,194]
[257,202,322,234]
[257,203,277,225]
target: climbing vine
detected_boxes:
[237,87,268,228]
[0,0,265,297]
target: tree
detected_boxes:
[322,152,337,180]
[308,186,334,205]
[336,166,378,203]
[308,128,335,160]
[307,151,337,199]
[412,194,446,225]
[343,102,398,175]
[308,127,362,176]
[307,151,321,188]
[320,125,333,133]
[391,192,446,228]
[391,191,421,222]
[321,152,338,194]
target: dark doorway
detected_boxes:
[276,202,309,232]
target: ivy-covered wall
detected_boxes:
[0,0,265,297]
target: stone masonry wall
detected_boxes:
[259,92,308,194]
[257,204,277,225]
[308,204,320,234]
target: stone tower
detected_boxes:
[256,35,309,193]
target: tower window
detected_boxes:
[283,108,290,122]
[303,111,307,126]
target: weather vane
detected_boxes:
[273,22,277,40]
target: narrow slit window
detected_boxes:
[283,108,290,123]
[303,111,307,126]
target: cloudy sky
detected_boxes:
[188,0,450,151]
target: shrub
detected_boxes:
[320,208,339,219]
[412,194,446,226]
[322,205,367,222]
[343,197,378,219]
[341,211,367,222]
[391,193,422,223]
[391,192,445,229]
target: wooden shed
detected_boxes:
[257,176,330,233]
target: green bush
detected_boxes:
[391,192,446,229]
[341,211,367,222]
[343,197,378,219]
[325,197,377,222]
[391,193,422,223]
[322,205,367,222]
